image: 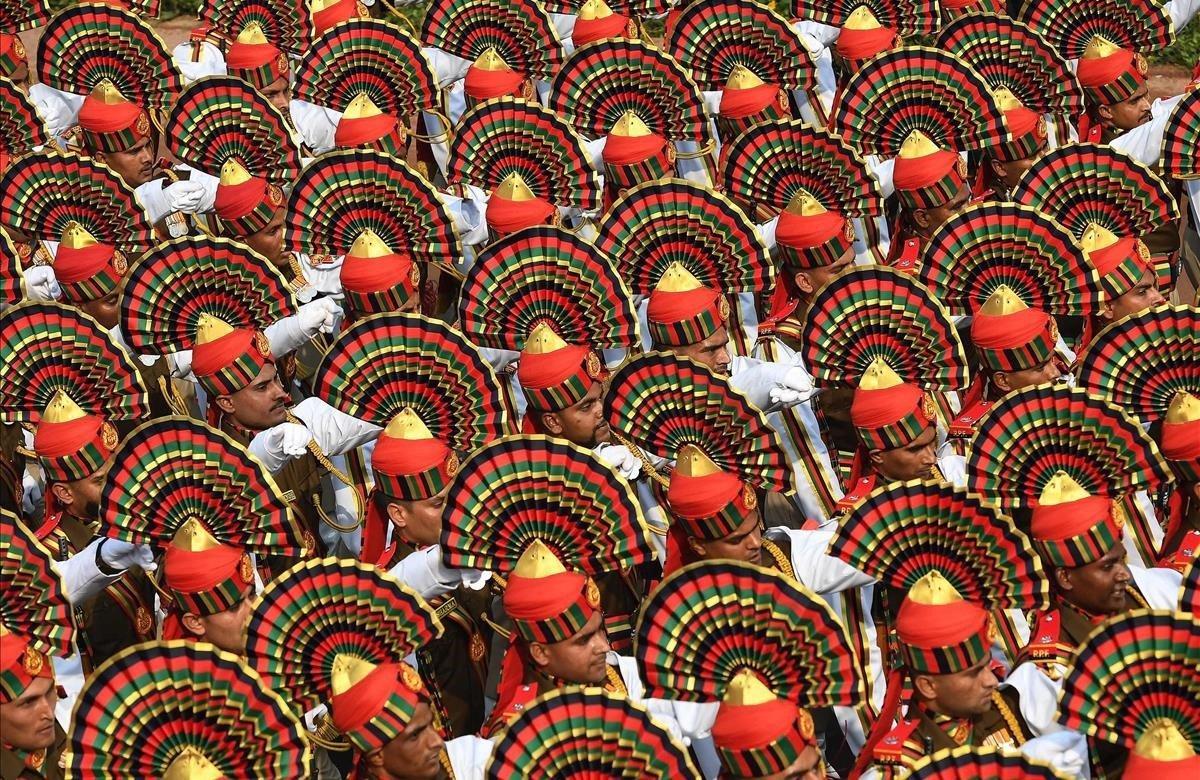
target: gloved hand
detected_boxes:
[99,539,157,573]
[297,297,342,338]
[163,179,216,214]
[768,366,818,407]
[266,422,314,458]
[595,443,643,480]
[23,265,62,301]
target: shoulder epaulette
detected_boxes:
[949,399,992,439]
[872,718,922,764]
[835,474,877,515]
[1017,609,1071,668]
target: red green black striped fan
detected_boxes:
[1058,610,1200,751]
[635,560,862,706]
[68,641,311,779]
[593,179,773,297]
[0,228,17,305]
[605,351,794,494]
[1,508,75,657]
[35,3,180,111]
[936,12,1083,121]
[918,201,1099,316]
[0,0,50,32]
[831,46,1009,156]
[244,557,441,713]
[1010,143,1179,240]
[0,301,150,423]
[1181,560,1199,613]
[284,148,462,272]
[828,480,1049,609]
[440,434,654,575]
[121,0,162,18]
[292,18,439,119]
[1016,0,1174,60]
[120,235,297,355]
[0,76,51,159]
[484,688,703,780]
[909,745,1071,779]
[964,384,1173,509]
[419,0,563,83]
[165,75,301,184]
[449,96,602,212]
[789,0,940,36]
[197,0,313,57]
[1161,88,1200,181]
[312,311,512,447]
[457,225,640,352]
[0,149,155,250]
[719,118,883,217]
[663,0,814,92]
[540,0,668,16]
[548,38,710,143]
[100,416,308,556]
[1076,304,1200,423]
[801,265,969,390]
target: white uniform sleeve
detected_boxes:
[1110,95,1185,166]
[1167,0,1200,32]
[728,356,796,412]
[289,396,383,457]
[386,545,468,601]
[1131,565,1183,608]
[1019,732,1093,780]
[289,99,341,155]
[779,527,876,593]
[171,40,226,83]
[51,538,122,604]
[1002,663,1067,737]
[446,736,495,780]
[421,47,473,88]
[28,83,83,141]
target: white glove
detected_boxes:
[98,539,157,573]
[23,265,62,301]
[249,422,314,472]
[768,366,818,407]
[595,443,642,480]
[297,296,342,337]
[271,423,314,457]
[163,179,215,214]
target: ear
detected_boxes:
[912,673,938,702]
[686,536,708,560]
[540,411,564,435]
[989,158,1007,182]
[527,641,551,669]
[50,482,74,507]
[1097,104,1114,122]
[180,612,206,638]
[1099,302,1116,322]
[214,394,237,415]
[792,270,815,296]
[1054,566,1073,593]
[386,501,408,528]
[911,208,932,230]
[867,449,884,469]
[992,371,1012,393]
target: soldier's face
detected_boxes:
[1103,267,1164,323]
[79,287,121,330]
[378,702,444,779]
[97,136,155,188]
[386,486,449,548]
[1101,86,1152,132]
[0,678,57,753]
[242,208,286,270]
[689,510,764,566]
[871,426,938,482]
[671,326,731,376]
[918,658,998,719]
[541,381,609,447]
[259,75,291,115]
[992,356,1063,395]
[1055,541,1132,616]
[222,362,290,431]
[530,610,610,686]
[192,586,254,654]
[53,462,109,520]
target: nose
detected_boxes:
[1148,287,1166,306]
[1115,562,1132,582]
